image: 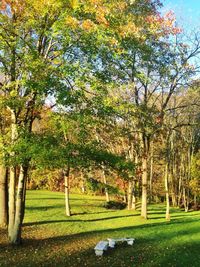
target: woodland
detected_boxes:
[0,1,200,266]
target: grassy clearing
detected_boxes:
[0,190,200,267]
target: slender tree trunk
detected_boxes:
[80,171,85,193]
[9,165,28,244]
[178,155,184,207]
[149,144,153,203]
[0,166,8,227]
[171,162,177,207]
[141,133,150,219]
[21,166,28,223]
[123,192,127,203]
[141,153,148,219]
[132,180,136,210]
[132,154,138,210]
[63,167,71,216]
[183,187,189,212]
[182,148,190,213]
[8,110,18,240]
[102,168,109,202]
[8,166,16,240]
[171,151,177,207]
[194,193,197,210]
[165,162,170,221]
[127,180,133,210]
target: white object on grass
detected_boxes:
[94,241,109,256]
[107,238,135,248]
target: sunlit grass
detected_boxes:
[0,190,199,267]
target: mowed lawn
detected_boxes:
[0,191,200,267]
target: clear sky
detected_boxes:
[162,0,200,30]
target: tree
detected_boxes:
[0,0,114,244]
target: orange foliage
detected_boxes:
[0,0,26,15]
[146,10,182,36]
[81,19,97,32]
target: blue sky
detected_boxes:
[162,0,200,30]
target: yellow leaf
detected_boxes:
[70,0,79,10]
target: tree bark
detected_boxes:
[132,180,136,210]
[9,165,28,244]
[21,166,28,223]
[141,133,149,219]
[8,109,18,240]
[102,168,109,202]
[80,171,85,193]
[141,153,148,219]
[8,166,16,240]
[165,162,170,221]
[149,143,153,203]
[183,187,189,212]
[178,154,184,207]
[132,154,138,210]
[194,193,197,210]
[63,167,71,216]
[127,180,133,210]
[0,166,8,227]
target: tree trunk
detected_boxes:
[194,193,197,210]
[123,192,127,203]
[127,180,133,210]
[171,152,177,207]
[0,166,8,227]
[80,171,85,193]
[183,187,189,212]
[149,143,153,203]
[63,167,71,216]
[8,166,16,241]
[178,155,184,207]
[132,180,136,210]
[9,165,28,245]
[141,154,148,219]
[165,162,170,221]
[102,168,109,202]
[8,110,18,240]
[21,166,28,223]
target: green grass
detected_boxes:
[0,190,200,267]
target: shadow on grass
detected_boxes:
[26,205,64,211]
[72,210,116,216]
[22,215,200,242]
[27,197,64,200]
[27,197,104,202]
[20,216,200,267]
[69,198,104,202]
[1,214,200,267]
[149,211,200,220]
[24,214,137,226]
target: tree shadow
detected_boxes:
[69,198,104,202]
[72,210,116,216]
[2,214,200,266]
[27,197,64,200]
[26,205,64,211]
[23,214,137,226]
[20,216,200,266]
[149,211,200,220]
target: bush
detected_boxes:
[104,200,127,210]
[28,169,64,191]
[86,177,119,195]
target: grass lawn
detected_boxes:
[0,190,200,267]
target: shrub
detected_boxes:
[104,200,127,210]
[86,177,119,195]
